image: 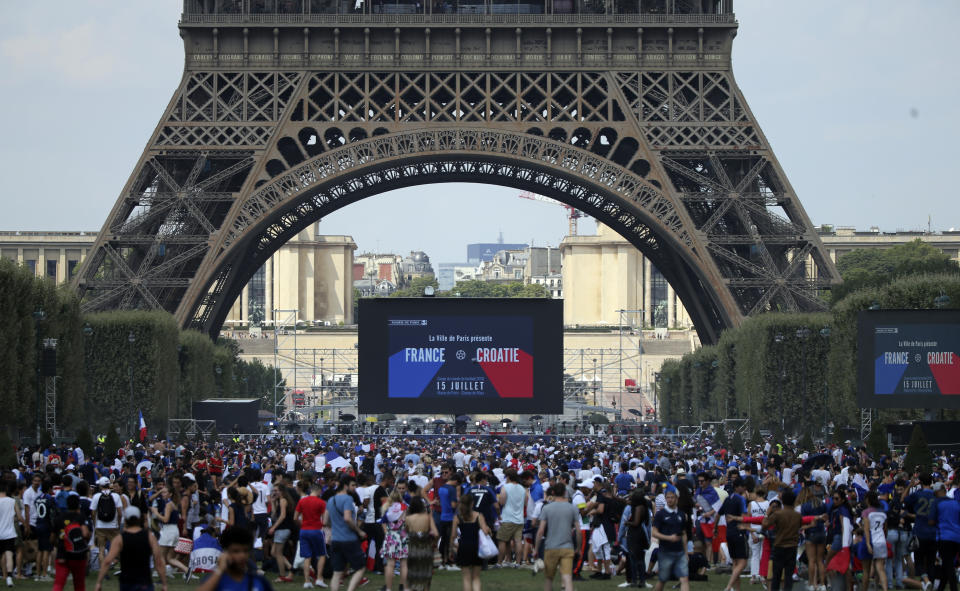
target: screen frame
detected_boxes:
[359,297,563,415]
[857,309,960,409]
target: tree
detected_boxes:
[832,239,959,302]
[731,429,745,454]
[903,424,933,473]
[865,424,890,458]
[40,430,53,449]
[714,425,728,449]
[771,422,786,447]
[799,431,815,454]
[0,432,16,469]
[751,425,763,447]
[104,422,122,455]
[389,276,439,298]
[76,427,94,455]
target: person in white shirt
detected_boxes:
[283,450,297,475]
[0,482,24,587]
[747,488,770,583]
[250,474,272,543]
[91,477,126,568]
[22,474,41,531]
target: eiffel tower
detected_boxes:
[75,0,839,344]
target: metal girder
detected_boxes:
[73,8,839,345]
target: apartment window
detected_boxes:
[514,270,522,279]
[26,260,36,275]
[67,260,79,278]
[46,260,58,279]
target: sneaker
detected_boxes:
[5,576,11,588]
[447,565,461,571]
[304,583,315,589]
[644,584,654,588]
[276,576,294,583]
[358,578,370,587]
[316,581,328,588]
[619,582,633,588]
[922,582,931,591]
[532,559,544,574]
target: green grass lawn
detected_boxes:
[9,568,738,590]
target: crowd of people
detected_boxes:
[1,430,958,591]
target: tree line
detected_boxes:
[0,258,278,442]
[658,239,960,436]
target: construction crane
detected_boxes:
[518,191,585,236]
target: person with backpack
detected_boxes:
[34,480,57,583]
[93,506,168,591]
[51,495,89,591]
[91,477,124,573]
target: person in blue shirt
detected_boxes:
[905,474,938,589]
[197,526,274,591]
[615,465,635,497]
[437,469,460,570]
[929,483,960,591]
[719,478,749,591]
[652,486,690,591]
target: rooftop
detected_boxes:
[181,0,736,25]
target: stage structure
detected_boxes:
[74,0,839,345]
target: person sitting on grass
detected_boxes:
[197,527,274,591]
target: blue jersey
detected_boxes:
[906,489,937,540]
[930,497,960,543]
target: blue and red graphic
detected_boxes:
[387,315,534,400]
[873,324,960,395]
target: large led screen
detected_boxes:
[858,310,960,408]
[359,298,563,414]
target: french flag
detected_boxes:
[138,410,147,442]
[325,451,350,470]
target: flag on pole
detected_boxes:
[138,410,147,442]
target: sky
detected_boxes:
[0,1,958,264]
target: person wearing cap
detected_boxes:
[93,505,168,591]
[570,479,593,579]
[91,476,125,572]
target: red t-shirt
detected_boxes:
[296,496,326,530]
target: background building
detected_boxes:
[0,231,97,283]
[467,240,528,264]
[400,251,434,284]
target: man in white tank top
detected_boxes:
[747,489,769,583]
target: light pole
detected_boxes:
[820,327,831,438]
[127,331,136,438]
[797,327,811,436]
[774,333,784,432]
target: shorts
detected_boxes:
[157,524,180,547]
[254,514,270,539]
[299,530,327,558]
[273,529,292,545]
[806,530,826,545]
[329,540,365,573]
[497,521,523,543]
[35,528,53,552]
[727,537,748,560]
[657,550,689,582]
[830,534,842,552]
[95,527,119,548]
[0,539,15,554]
[590,529,611,560]
[543,548,575,579]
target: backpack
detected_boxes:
[61,519,88,555]
[96,493,117,523]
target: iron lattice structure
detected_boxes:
[75,0,839,344]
